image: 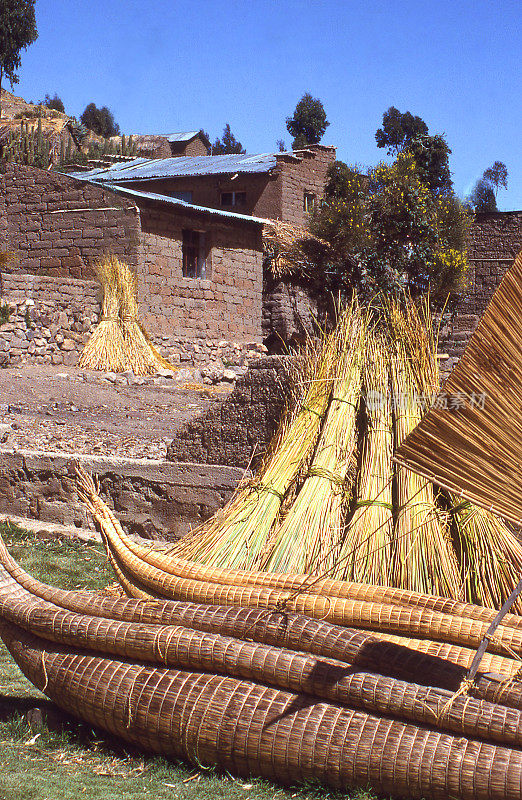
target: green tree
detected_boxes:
[0,0,37,117]
[376,107,452,195]
[42,92,65,113]
[468,162,508,212]
[80,103,120,137]
[311,153,469,302]
[212,124,245,155]
[469,180,497,213]
[286,92,329,150]
[375,106,428,153]
[483,161,508,196]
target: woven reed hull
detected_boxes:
[3,533,522,710]
[79,470,522,636]
[2,620,522,800]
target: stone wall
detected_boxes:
[262,276,325,351]
[0,272,98,366]
[167,355,295,468]
[441,211,522,366]
[0,449,244,539]
[0,162,140,278]
[138,203,264,355]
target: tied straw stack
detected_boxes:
[80,255,175,375]
[135,298,522,612]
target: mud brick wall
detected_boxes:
[279,145,337,227]
[138,203,263,351]
[0,162,140,278]
[441,211,522,366]
[0,272,99,366]
[176,138,209,157]
[167,356,295,468]
[128,173,279,219]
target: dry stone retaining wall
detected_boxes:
[167,355,295,468]
[0,449,244,540]
[0,272,98,366]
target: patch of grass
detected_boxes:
[0,524,389,800]
[0,303,11,326]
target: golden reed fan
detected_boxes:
[395,250,522,527]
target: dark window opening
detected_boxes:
[304,192,316,212]
[182,229,207,279]
[221,191,246,207]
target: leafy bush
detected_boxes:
[311,152,470,303]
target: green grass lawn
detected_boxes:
[0,522,388,800]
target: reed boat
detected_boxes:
[2,529,522,799]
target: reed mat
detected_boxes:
[395,249,522,527]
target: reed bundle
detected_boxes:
[171,322,339,569]
[334,331,394,583]
[262,220,330,280]
[452,501,522,614]
[395,251,522,526]
[391,340,461,596]
[117,259,173,374]
[80,255,175,375]
[79,256,128,372]
[260,309,365,574]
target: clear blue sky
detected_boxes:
[13,0,522,209]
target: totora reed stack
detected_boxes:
[80,255,176,375]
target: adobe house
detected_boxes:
[74,144,337,228]
[0,162,264,367]
[109,130,211,160]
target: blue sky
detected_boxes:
[12,0,522,209]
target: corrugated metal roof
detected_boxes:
[166,131,200,143]
[68,158,150,182]
[68,153,278,183]
[69,177,268,225]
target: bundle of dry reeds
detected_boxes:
[262,220,330,280]
[171,316,341,569]
[80,255,174,375]
[79,256,129,372]
[334,330,394,583]
[260,307,365,574]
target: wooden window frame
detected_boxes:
[182,229,208,279]
[304,192,316,213]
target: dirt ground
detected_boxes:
[0,366,232,459]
